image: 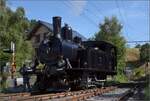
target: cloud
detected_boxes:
[103,5,147,20]
[128,1,147,9]
[126,11,147,18]
[69,0,87,16]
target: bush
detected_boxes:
[115,74,128,83]
[131,67,145,80]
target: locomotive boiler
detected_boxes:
[28,16,117,91]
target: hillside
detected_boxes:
[125,48,140,62]
[125,48,150,80]
[125,48,141,69]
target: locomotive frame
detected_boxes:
[25,16,117,91]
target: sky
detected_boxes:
[7,0,150,46]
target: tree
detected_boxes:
[0,0,33,67]
[0,0,34,90]
[135,44,141,48]
[0,0,6,10]
[140,43,150,62]
[93,16,127,82]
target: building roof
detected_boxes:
[27,20,87,41]
[27,20,53,40]
[39,20,53,31]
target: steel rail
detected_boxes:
[117,88,134,101]
[0,86,117,101]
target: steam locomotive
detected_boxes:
[27,16,117,91]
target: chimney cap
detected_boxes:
[53,16,61,19]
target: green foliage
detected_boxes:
[140,43,150,62]
[30,19,37,29]
[135,44,141,48]
[0,72,9,90]
[0,0,6,10]
[93,16,126,82]
[131,67,145,80]
[114,74,128,83]
[0,0,34,67]
[0,0,35,90]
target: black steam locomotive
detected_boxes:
[30,16,117,91]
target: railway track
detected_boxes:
[117,88,134,101]
[0,92,30,101]
[85,88,134,101]
[0,86,116,101]
[86,81,147,101]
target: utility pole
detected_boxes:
[3,41,16,79]
[10,42,16,79]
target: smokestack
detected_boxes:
[53,16,61,38]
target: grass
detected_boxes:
[130,67,145,80]
[125,48,142,69]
